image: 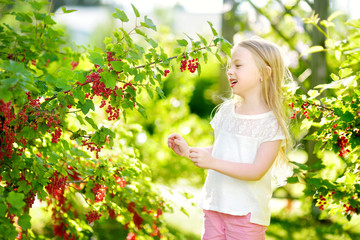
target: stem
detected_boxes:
[48,0,54,14]
[304,101,334,113]
[314,24,329,39]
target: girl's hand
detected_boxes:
[167,133,190,158]
[189,148,215,169]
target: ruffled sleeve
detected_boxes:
[261,117,285,143]
[210,102,230,130]
[210,109,221,130]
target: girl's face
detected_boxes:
[227,46,262,98]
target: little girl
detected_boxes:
[168,38,293,240]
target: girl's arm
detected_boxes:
[168,133,213,159]
[189,140,281,181]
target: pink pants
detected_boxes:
[201,210,267,240]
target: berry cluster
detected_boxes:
[317,193,331,211]
[71,61,79,70]
[106,105,120,121]
[25,191,37,211]
[45,172,68,205]
[127,202,143,229]
[92,183,107,202]
[26,92,41,108]
[180,56,199,73]
[317,191,358,215]
[113,174,127,188]
[81,139,103,159]
[301,102,309,119]
[107,51,121,63]
[77,66,137,121]
[108,208,116,219]
[288,103,299,119]
[67,165,82,189]
[0,100,16,160]
[85,210,102,224]
[164,69,170,77]
[126,233,137,240]
[344,203,357,214]
[337,136,350,157]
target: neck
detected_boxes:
[237,95,269,114]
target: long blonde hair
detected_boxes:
[226,37,294,186]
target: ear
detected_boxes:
[265,66,272,80]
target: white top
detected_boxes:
[198,101,285,226]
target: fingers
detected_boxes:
[167,133,182,148]
[189,148,200,159]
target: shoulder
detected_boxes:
[261,113,285,142]
[210,99,235,129]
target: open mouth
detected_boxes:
[230,79,238,87]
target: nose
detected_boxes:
[227,69,233,77]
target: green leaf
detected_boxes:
[177,39,188,47]
[301,46,325,56]
[141,16,156,31]
[113,8,129,22]
[18,214,31,230]
[327,11,344,22]
[346,19,360,28]
[214,52,224,65]
[330,73,339,81]
[220,39,232,57]
[135,28,146,37]
[88,51,105,67]
[14,12,33,23]
[6,192,25,209]
[0,203,7,217]
[76,114,86,126]
[34,12,46,20]
[307,178,322,188]
[0,87,13,102]
[62,7,77,13]
[197,33,207,46]
[147,38,158,48]
[137,103,147,119]
[207,21,218,36]
[29,1,42,10]
[287,176,299,184]
[145,85,154,99]
[110,60,124,72]
[291,161,309,171]
[180,206,189,217]
[342,111,354,122]
[134,72,145,82]
[307,89,320,98]
[101,71,116,88]
[44,15,56,25]
[131,4,140,17]
[339,68,353,79]
[73,87,85,104]
[156,87,165,99]
[78,99,95,115]
[85,116,98,130]
[61,139,70,151]
[18,180,31,193]
[335,50,341,60]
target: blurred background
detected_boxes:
[7,0,359,239]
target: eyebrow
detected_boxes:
[232,59,242,63]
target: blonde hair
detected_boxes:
[221,37,294,186]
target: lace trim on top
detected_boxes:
[211,101,284,142]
